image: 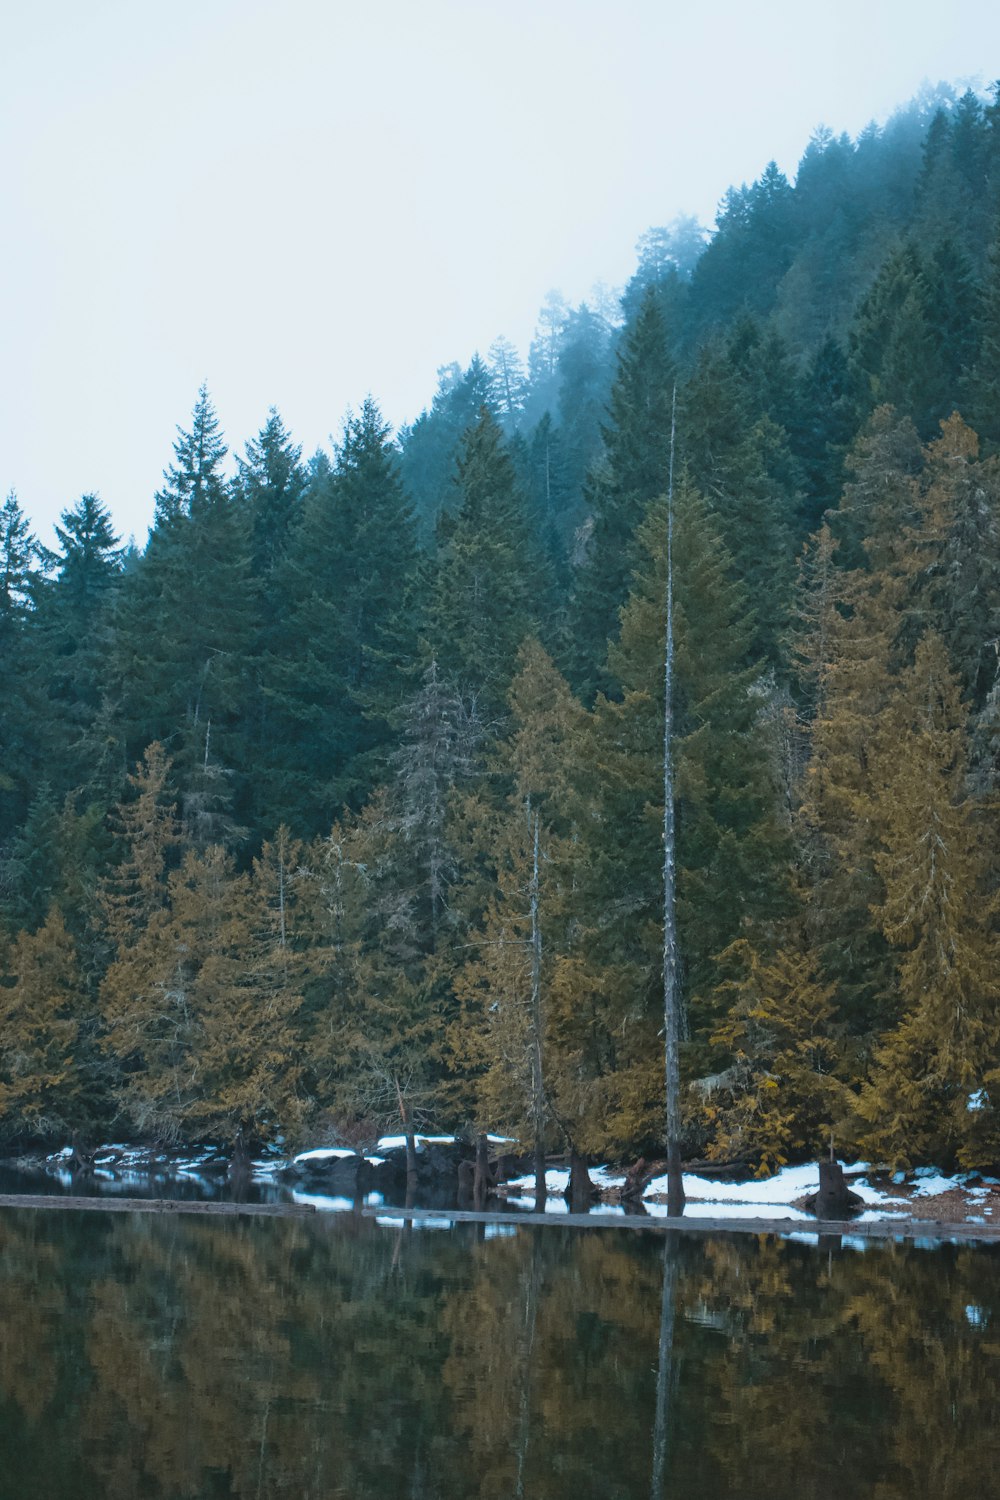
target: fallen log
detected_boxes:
[0,1194,316,1218]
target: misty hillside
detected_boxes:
[3,80,1000,1174]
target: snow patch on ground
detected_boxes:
[376,1134,456,1152]
[590,1166,626,1189]
[646,1163,820,1203]
[849,1178,908,1206]
[505,1169,571,1194]
[292,1147,357,1165]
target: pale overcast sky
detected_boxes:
[3,0,999,545]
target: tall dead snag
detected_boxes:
[528,805,548,1206]
[662,386,685,1216]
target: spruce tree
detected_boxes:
[568,286,676,693]
[234,407,306,582]
[428,407,541,712]
[963,232,1000,453]
[703,932,848,1171]
[856,635,999,1167]
[0,908,87,1143]
[260,397,421,832]
[680,341,796,663]
[32,493,125,801]
[561,483,790,1153]
[0,491,45,836]
[907,414,1000,711]
[115,388,255,831]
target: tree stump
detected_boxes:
[807,1160,862,1218]
[473,1133,491,1209]
[567,1149,596,1213]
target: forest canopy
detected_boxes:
[4,81,1000,1173]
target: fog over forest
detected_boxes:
[4,72,1000,1183]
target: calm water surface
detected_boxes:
[0,1204,997,1499]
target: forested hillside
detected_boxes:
[4,83,1000,1171]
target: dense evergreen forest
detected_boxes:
[5,82,1000,1172]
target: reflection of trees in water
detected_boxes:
[0,1215,998,1498]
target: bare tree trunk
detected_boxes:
[394,1075,418,1204]
[474,1132,490,1209]
[568,1148,594,1213]
[662,385,685,1217]
[528,805,548,1208]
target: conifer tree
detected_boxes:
[32,493,125,800]
[963,233,1000,453]
[856,634,1000,1167]
[428,408,541,712]
[115,388,255,825]
[794,337,857,532]
[259,398,421,831]
[100,742,178,948]
[452,641,582,1179]
[561,484,789,1153]
[234,407,306,582]
[702,932,848,1171]
[568,286,676,692]
[99,744,182,1133]
[0,491,45,835]
[795,411,921,1036]
[168,844,307,1148]
[907,414,1000,710]
[680,341,795,663]
[0,907,87,1142]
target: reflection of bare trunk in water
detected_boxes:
[650,1234,678,1500]
[408,1444,426,1498]
[255,1395,270,1500]
[514,1234,541,1500]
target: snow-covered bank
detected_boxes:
[503,1160,1000,1228]
[17,1141,1000,1235]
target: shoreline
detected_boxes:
[0,1190,998,1245]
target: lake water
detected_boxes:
[0,1203,997,1499]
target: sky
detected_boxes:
[3,0,999,546]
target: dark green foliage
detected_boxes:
[259,398,422,833]
[0,491,46,835]
[32,493,125,801]
[234,407,307,582]
[568,286,676,693]
[114,387,255,817]
[680,341,795,663]
[398,355,497,533]
[428,407,543,710]
[963,232,1000,451]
